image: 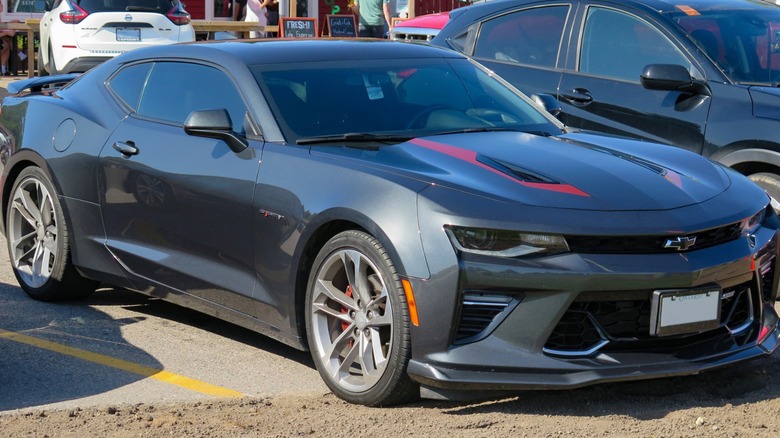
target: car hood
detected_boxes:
[314,131,734,211]
[393,12,450,30]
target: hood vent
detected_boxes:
[476,155,557,184]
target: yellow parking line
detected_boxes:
[0,328,244,398]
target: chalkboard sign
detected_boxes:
[326,14,358,38]
[279,17,318,38]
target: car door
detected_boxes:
[98,60,261,312]
[464,4,574,104]
[558,4,711,152]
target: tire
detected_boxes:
[37,45,49,77]
[305,230,418,406]
[47,40,57,76]
[748,172,780,212]
[6,167,97,301]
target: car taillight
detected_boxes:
[59,5,89,24]
[167,7,191,25]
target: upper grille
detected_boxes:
[565,222,742,254]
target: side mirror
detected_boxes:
[531,93,562,118]
[640,64,710,96]
[183,109,248,153]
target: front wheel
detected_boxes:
[6,167,97,300]
[748,172,780,212]
[305,230,418,406]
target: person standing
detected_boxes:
[245,0,276,38]
[0,0,17,75]
[353,0,391,38]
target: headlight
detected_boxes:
[445,225,569,257]
[742,208,766,234]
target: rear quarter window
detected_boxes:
[108,62,153,111]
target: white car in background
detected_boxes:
[35,0,195,75]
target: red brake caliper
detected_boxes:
[341,285,353,334]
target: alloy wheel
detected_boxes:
[8,175,58,288]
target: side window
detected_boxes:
[580,7,691,81]
[137,62,249,133]
[108,63,153,111]
[474,6,569,68]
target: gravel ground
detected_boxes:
[1,340,779,437]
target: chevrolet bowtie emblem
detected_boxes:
[664,236,697,251]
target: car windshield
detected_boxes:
[251,57,561,143]
[668,6,780,85]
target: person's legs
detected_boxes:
[358,25,385,38]
[0,36,10,76]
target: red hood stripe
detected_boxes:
[409,138,590,197]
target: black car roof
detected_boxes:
[459,0,779,15]
[625,0,778,13]
[116,39,465,66]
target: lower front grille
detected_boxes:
[543,282,756,356]
[454,292,521,344]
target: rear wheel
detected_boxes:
[6,167,97,300]
[46,40,57,75]
[37,45,49,77]
[305,230,418,406]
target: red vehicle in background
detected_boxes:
[390,12,450,42]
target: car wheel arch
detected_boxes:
[292,212,416,344]
[1,154,55,228]
[716,146,780,175]
[716,146,780,205]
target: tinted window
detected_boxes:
[137,62,248,133]
[671,8,780,84]
[580,7,690,81]
[76,0,177,13]
[108,63,152,111]
[474,6,569,68]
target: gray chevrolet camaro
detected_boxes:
[0,39,778,406]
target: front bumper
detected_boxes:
[409,306,779,395]
[407,215,780,397]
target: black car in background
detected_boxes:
[431,0,780,205]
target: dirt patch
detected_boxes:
[2,350,779,438]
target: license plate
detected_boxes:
[650,287,721,336]
[116,28,141,42]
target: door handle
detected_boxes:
[560,88,594,105]
[113,141,138,158]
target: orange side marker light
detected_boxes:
[401,279,420,327]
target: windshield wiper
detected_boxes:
[296,133,413,145]
[432,127,555,136]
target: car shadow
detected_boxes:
[87,286,315,368]
[0,282,162,411]
[0,282,315,413]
